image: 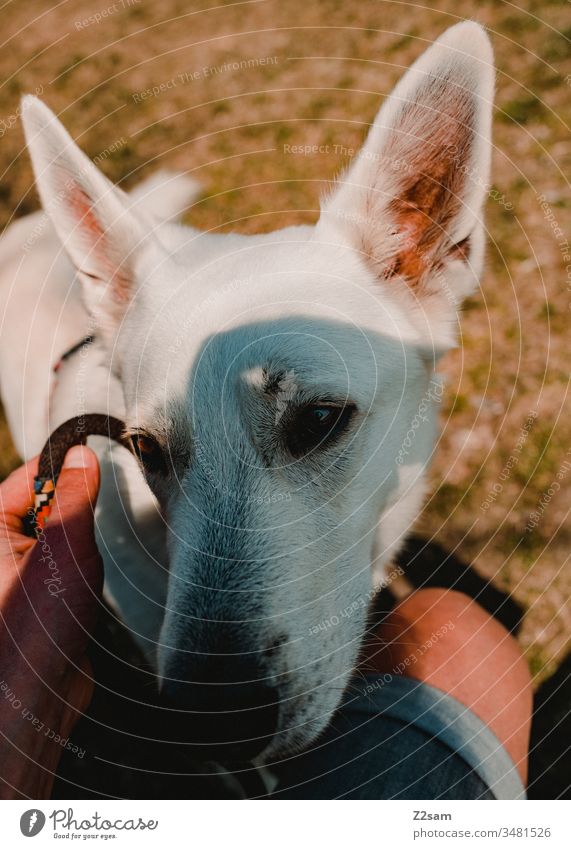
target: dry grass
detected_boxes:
[0,0,569,683]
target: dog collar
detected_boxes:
[52,334,94,374]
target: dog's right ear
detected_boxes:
[318,22,494,348]
[21,97,151,337]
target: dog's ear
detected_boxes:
[320,22,494,333]
[21,97,152,335]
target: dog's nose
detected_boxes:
[160,656,279,761]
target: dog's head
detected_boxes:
[23,22,493,760]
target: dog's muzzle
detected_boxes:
[159,652,279,761]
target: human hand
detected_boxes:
[0,446,102,798]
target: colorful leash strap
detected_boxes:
[33,414,131,530]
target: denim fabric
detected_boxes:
[270,675,526,799]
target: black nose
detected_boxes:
[160,657,279,761]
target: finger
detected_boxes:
[0,457,38,530]
[44,446,101,562]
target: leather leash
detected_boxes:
[32,414,132,530]
[28,335,133,531]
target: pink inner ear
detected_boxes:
[368,84,475,288]
[66,181,131,302]
[386,146,467,282]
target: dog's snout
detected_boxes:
[160,651,279,761]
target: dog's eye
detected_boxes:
[130,433,166,475]
[285,404,356,458]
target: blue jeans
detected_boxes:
[269,675,526,799]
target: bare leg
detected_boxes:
[361,588,532,785]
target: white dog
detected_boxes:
[0,22,493,760]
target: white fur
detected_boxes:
[0,22,494,758]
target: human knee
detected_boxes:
[393,589,531,695]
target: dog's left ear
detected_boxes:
[319,22,494,342]
[21,97,156,339]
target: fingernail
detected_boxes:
[62,445,91,469]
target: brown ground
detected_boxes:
[0,0,569,687]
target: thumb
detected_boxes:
[45,446,101,561]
